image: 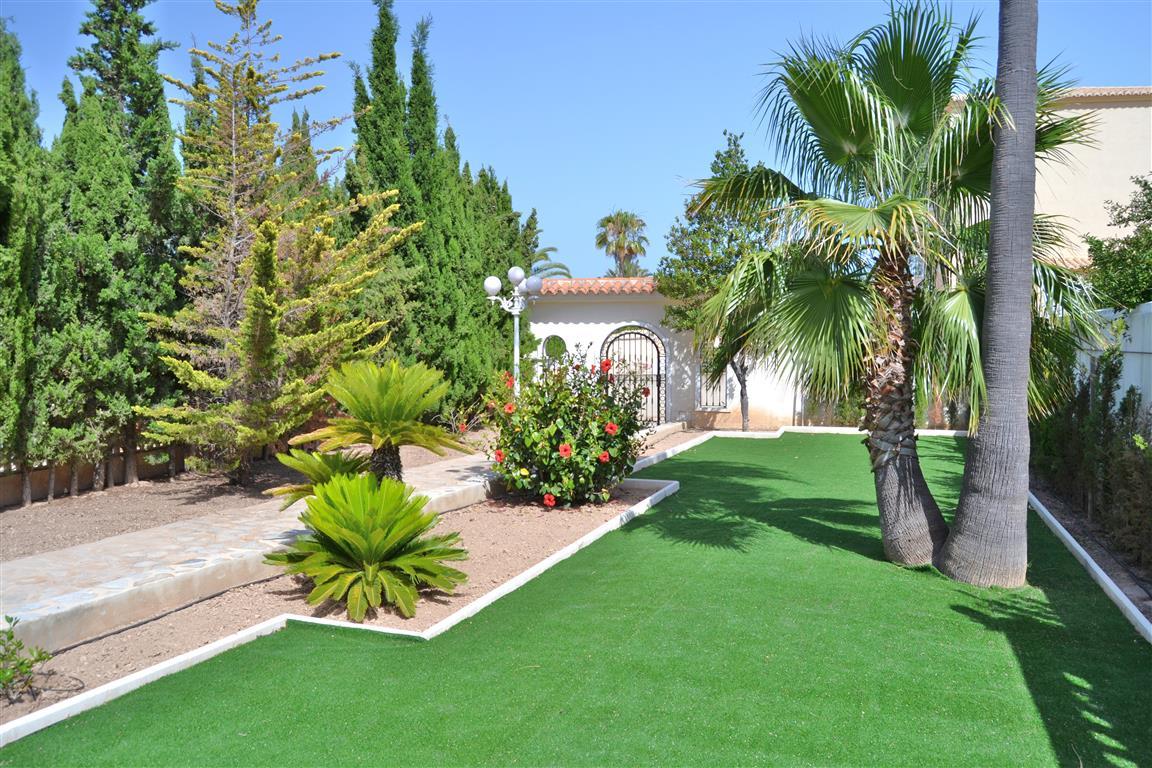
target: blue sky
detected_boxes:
[6,0,1152,277]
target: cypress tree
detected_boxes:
[142,0,415,484]
[67,0,182,483]
[0,21,46,505]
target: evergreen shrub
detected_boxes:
[489,354,647,506]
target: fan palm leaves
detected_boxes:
[694,1,1096,566]
[291,360,465,481]
[265,473,467,621]
[595,210,648,275]
[530,246,571,279]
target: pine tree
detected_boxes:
[67,0,182,483]
[0,21,47,505]
[143,0,416,484]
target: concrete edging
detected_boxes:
[0,477,680,747]
[1028,492,1152,644]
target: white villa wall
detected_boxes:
[529,293,798,429]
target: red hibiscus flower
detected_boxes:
[642,386,651,397]
[458,422,468,433]
[558,443,573,459]
[598,450,610,463]
[495,449,506,463]
[543,493,556,507]
[504,403,516,414]
[604,421,619,436]
[600,359,612,373]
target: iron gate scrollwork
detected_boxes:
[601,326,665,424]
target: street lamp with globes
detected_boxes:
[484,266,542,396]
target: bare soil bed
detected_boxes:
[0,443,483,561]
[1,484,651,722]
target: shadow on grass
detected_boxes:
[953,542,1152,766]
[627,458,882,559]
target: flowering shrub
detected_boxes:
[489,352,647,505]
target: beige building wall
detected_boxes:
[1035,87,1152,267]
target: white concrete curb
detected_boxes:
[1028,492,1152,644]
[0,477,680,747]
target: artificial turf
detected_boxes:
[2,434,1149,767]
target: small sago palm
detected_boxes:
[265,448,371,509]
[292,360,465,482]
[265,473,467,621]
[695,2,1096,566]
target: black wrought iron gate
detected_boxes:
[601,327,665,424]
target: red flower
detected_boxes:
[558,443,573,459]
[600,359,612,373]
[494,449,505,463]
[458,422,468,433]
[543,493,556,507]
[604,422,619,436]
[598,450,610,463]
[642,386,651,397]
[505,375,515,389]
[504,403,516,414]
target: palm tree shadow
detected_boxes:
[627,459,883,559]
[951,528,1152,766]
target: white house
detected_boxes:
[530,276,798,429]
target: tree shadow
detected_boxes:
[951,524,1152,767]
[628,459,882,559]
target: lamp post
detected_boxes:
[484,266,543,397]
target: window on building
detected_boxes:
[697,364,728,410]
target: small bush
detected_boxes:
[489,353,647,506]
[1,616,52,704]
[265,473,467,621]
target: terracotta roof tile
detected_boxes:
[541,277,657,295]
[1059,86,1152,99]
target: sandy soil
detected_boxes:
[0,442,484,561]
[0,485,651,722]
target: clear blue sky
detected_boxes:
[6,0,1152,277]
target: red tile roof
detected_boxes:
[541,277,657,295]
[1058,86,1152,100]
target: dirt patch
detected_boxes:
[0,484,653,722]
[1030,483,1152,623]
[0,443,484,561]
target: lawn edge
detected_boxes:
[1028,491,1152,644]
[0,477,680,748]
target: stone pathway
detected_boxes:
[0,454,496,652]
[0,425,691,652]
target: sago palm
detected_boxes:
[695,2,1095,566]
[291,360,465,481]
[595,210,648,275]
[265,448,371,509]
[265,472,467,621]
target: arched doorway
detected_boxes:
[601,326,665,423]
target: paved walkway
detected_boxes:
[0,454,496,651]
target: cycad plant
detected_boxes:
[265,448,371,509]
[696,2,1097,566]
[265,473,467,621]
[292,360,465,481]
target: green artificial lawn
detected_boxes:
[3,434,1150,767]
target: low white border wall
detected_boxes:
[0,478,679,747]
[5,425,1148,749]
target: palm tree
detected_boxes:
[291,360,465,481]
[595,210,648,275]
[939,0,1039,587]
[530,246,572,279]
[604,260,652,278]
[696,2,1095,566]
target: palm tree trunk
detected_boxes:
[371,444,403,482]
[864,248,949,566]
[940,0,1038,588]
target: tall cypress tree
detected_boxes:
[0,21,46,505]
[67,0,182,483]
